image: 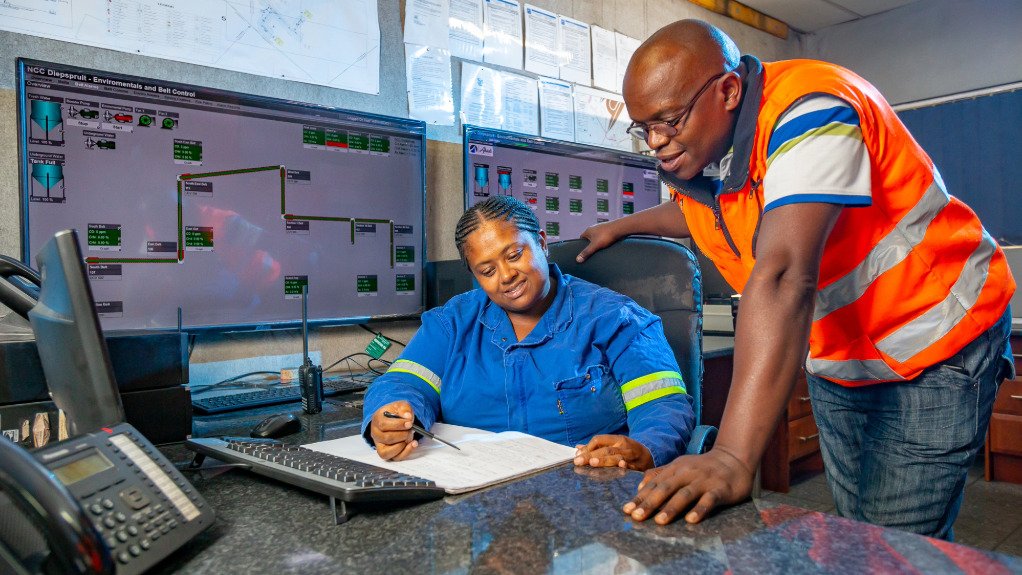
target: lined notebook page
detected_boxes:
[304,423,576,494]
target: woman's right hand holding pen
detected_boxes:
[370,401,418,461]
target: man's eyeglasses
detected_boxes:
[626,72,727,142]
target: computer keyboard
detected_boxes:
[191,373,375,414]
[185,437,445,505]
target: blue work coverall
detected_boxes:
[360,264,695,465]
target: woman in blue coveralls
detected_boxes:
[361,196,696,470]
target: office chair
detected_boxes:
[548,237,718,455]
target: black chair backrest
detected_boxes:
[548,237,704,423]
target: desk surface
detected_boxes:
[155,406,1022,575]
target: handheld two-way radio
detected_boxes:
[299,285,323,414]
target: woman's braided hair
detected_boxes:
[455,195,542,262]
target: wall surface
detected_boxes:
[803,0,1022,105]
[0,0,798,367]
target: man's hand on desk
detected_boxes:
[622,448,754,525]
[369,401,418,461]
[574,435,654,471]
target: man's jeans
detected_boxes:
[808,308,1013,541]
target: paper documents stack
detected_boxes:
[304,423,576,494]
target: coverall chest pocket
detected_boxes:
[553,364,625,446]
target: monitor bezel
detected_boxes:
[16,58,428,333]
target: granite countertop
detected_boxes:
[153,407,1022,575]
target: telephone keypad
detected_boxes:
[41,424,214,573]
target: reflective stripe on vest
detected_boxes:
[876,230,997,362]
[620,371,686,411]
[814,173,950,323]
[387,359,442,394]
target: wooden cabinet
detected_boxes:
[986,335,1022,483]
[760,371,824,492]
[700,349,822,493]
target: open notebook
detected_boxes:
[304,423,577,494]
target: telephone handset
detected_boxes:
[0,422,214,574]
[0,255,41,319]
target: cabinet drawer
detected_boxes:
[788,374,812,420]
[787,415,820,461]
[990,413,1022,456]
[994,379,1022,416]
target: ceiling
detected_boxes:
[738,0,920,33]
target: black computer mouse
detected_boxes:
[250,413,301,439]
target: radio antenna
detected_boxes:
[299,284,322,414]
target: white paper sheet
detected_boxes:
[0,0,382,94]
[615,32,641,91]
[501,71,539,135]
[482,0,523,69]
[558,16,591,86]
[539,77,574,141]
[523,4,559,77]
[406,44,455,125]
[574,85,633,152]
[304,423,576,493]
[449,0,484,61]
[461,62,504,129]
[591,25,618,92]
[404,0,450,49]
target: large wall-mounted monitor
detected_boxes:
[463,126,660,242]
[18,59,426,331]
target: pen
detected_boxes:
[383,411,462,451]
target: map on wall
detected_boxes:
[0,0,381,94]
[573,85,633,152]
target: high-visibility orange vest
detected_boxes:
[666,58,1014,385]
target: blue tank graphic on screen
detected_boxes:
[29,161,66,203]
[29,99,64,144]
[473,163,490,198]
[497,166,512,196]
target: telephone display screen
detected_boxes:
[51,449,114,485]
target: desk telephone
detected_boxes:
[0,233,214,573]
[0,423,214,574]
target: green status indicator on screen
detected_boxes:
[284,275,308,297]
[184,226,214,248]
[173,140,202,162]
[357,275,378,294]
[569,199,583,213]
[395,246,415,264]
[370,135,390,153]
[348,133,370,151]
[546,221,560,236]
[545,172,559,188]
[596,179,609,194]
[87,225,121,247]
[396,274,415,292]
[569,175,582,190]
[325,130,348,148]
[303,126,325,145]
[597,198,609,213]
[623,201,635,215]
[545,196,560,211]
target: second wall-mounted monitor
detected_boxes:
[463,127,660,242]
[18,59,426,332]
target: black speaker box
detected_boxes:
[0,329,188,405]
